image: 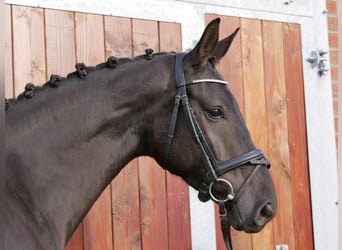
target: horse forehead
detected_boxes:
[189,83,229,104]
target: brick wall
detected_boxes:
[326,0,339,148]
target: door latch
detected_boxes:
[306,50,329,76]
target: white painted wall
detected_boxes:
[5,0,339,249]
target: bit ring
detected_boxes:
[209,178,235,203]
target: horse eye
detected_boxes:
[207,107,224,119]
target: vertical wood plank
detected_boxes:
[5,4,13,98]
[159,22,182,53]
[75,13,113,250]
[240,18,268,150]
[104,16,142,250]
[83,186,113,250]
[44,9,83,250]
[206,14,252,250]
[283,22,314,250]
[64,226,84,250]
[104,16,133,58]
[138,157,168,250]
[111,160,141,250]
[132,19,168,249]
[262,20,296,250]
[12,5,46,96]
[45,9,76,77]
[159,21,192,250]
[240,18,275,250]
[75,13,105,65]
[132,19,159,55]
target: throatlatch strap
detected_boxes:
[219,200,233,250]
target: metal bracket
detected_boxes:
[284,0,294,4]
[275,245,289,250]
[306,50,329,76]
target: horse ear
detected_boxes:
[186,18,220,67]
[210,28,240,65]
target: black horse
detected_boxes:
[5,18,277,250]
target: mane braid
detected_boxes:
[5,51,176,111]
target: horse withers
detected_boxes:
[5,18,277,250]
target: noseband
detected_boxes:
[162,53,271,250]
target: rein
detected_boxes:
[162,53,271,250]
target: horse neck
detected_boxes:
[5,54,174,247]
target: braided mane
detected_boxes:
[5,50,172,111]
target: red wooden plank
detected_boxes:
[44,9,83,250]
[5,4,14,98]
[104,16,133,59]
[240,18,275,250]
[132,19,169,249]
[12,5,46,96]
[132,19,159,55]
[165,172,191,250]
[283,22,314,250]
[205,14,252,250]
[83,187,113,250]
[64,225,83,250]
[138,157,168,249]
[262,20,296,249]
[45,9,76,78]
[111,160,142,250]
[104,16,142,250]
[75,13,113,250]
[159,21,192,250]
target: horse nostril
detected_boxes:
[254,203,274,226]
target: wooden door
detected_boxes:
[5,5,314,250]
[206,14,314,250]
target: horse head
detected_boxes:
[151,18,277,234]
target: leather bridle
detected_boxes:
[162,53,271,250]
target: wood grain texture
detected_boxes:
[75,13,113,250]
[45,9,83,250]
[240,18,275,250]
[104,16,142,250]
[159,21,192,250]
[83,187,113,250]
[64,226,84,250]
[262,20,296,249]
[75,13,105,65]
[45,9,76,77]
[283,22,314,250]
[138,157,168,250]
[12,5,46,96]
[111,160,142,250]
[5,4,13,98]
[132,18,170,250]
[104,16,133,58]
[132,19,159,55]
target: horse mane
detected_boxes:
[5,50,174,112]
